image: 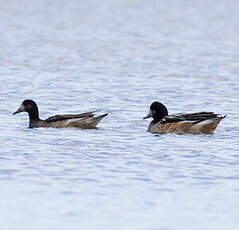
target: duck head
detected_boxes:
[143,101,168,122]
[13,100,40,120]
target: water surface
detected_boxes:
[0,0,239,229]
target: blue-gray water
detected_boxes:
[1,0,239,229]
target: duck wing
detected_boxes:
[179,112,219,123]
[160,112,219,124]
[44,111,96,123]
[160,114,185,124]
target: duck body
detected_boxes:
[144,102,226,134]
[13,100,108,128]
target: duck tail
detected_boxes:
[194,115,226,134]
[89,113,108,128]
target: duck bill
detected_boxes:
[143,114,151,119]
[143,110,152,119]
[13,107,22,115]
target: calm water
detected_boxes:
[1,0,239,229]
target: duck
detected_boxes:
[13,99,108,128]
[143,101,226,134]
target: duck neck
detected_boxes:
[152,116,162,124]
[28,107,40,126]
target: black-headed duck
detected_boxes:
[144,101,226,134]
[13,99,108,128]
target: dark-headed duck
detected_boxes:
[13,99,108,128]
[144,101,226,134]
